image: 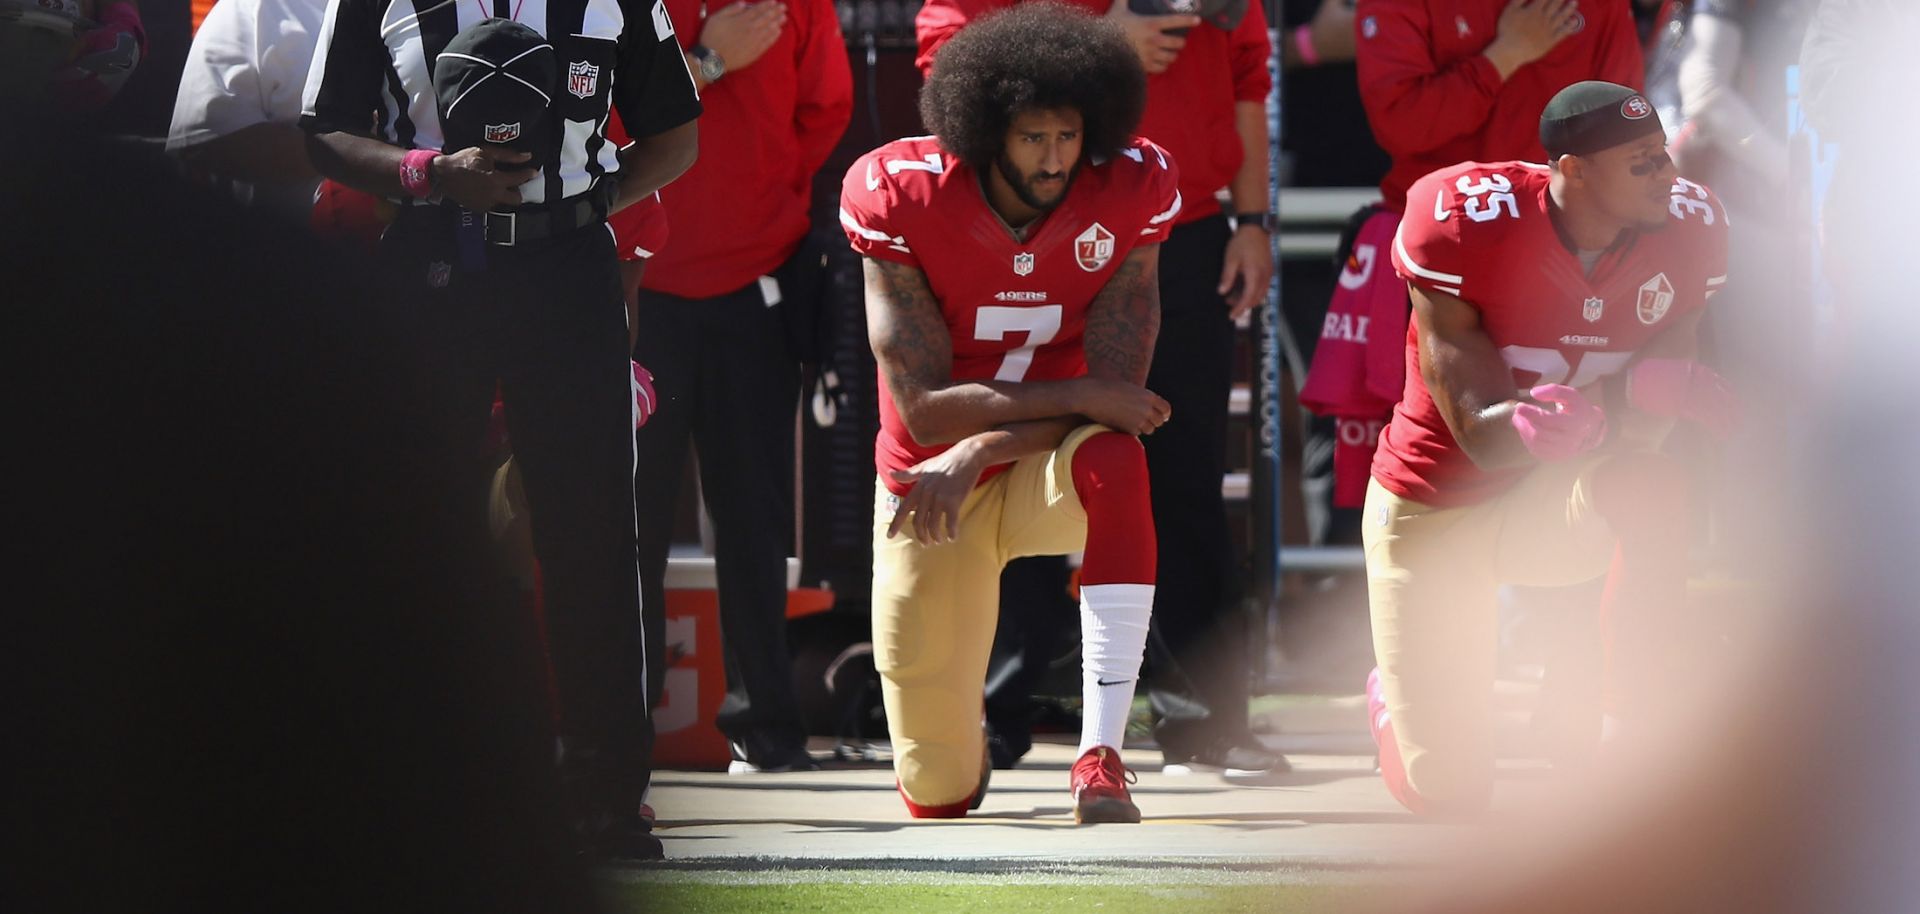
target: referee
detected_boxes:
[300,0,700,862]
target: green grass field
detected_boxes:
[604,880,1367,913]
[599,863,1381,913]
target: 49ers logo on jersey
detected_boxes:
[1075,223,1115,272]
[1637,273,1674,324]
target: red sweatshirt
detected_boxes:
[917,0,1271,226]
[641,0,853,298]
[1355,0,1643,212]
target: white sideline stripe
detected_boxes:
[1148,190,1182,225]
[1394,227,1464,285]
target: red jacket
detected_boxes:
[917,0,1270,226]
[641,0,853,298]
[1355,0,1643,212]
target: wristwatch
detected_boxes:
[1235,211,1278,234]
[691,44,726,84]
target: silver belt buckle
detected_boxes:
[487,210,517,247]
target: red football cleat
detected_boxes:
[1070,746,1141,824]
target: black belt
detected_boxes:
[481,182,616,247]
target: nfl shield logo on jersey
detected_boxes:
[1013,252,1035,276]
[484,122,521,143]
[1637,273,1674,324]
[427,261,452,288]
[1582,296,1604,323]
[568,60,599,99]
[1075,223,1116,272]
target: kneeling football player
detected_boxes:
[840,3,1179,823]
[1365,81,1739,816]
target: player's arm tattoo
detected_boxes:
[863,257,955,416]
[1083,245,1161,386]
[863,257,1097,445]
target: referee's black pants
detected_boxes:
[631,278,806,763]
[1142,214,1251,755]
[381,209,656,824]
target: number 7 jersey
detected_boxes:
[840,135,1182,494]
[1376,160,1730,506]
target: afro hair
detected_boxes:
[918,2,1147,175]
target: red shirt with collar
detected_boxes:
[640,0,853,298]
[916,0,1270,226]
[1354,0,1644,213]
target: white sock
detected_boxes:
[1078,583,1154,756]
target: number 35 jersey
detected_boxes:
[1376,160,1730,506]
[840,135,1182,495]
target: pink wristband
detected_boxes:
[399,149,438,199]
[1293,25,1320,68]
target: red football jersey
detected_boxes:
[1374,160,1730,506]
[839,135,1182,495]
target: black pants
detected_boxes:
[1143,215,1250,752]
[631,278,805,760]
[380,207,655,823]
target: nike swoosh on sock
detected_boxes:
[1095,678,1134,687]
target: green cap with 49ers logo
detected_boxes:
[1540,80,1666,159]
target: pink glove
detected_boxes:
[1512,384,1607,461]
[632,361,657,430]
[1627,358,1740,439]
[49,2,147,110]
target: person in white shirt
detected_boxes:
[166,0,326,212]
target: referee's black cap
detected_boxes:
[1540,80,1665,160]
[434,19,558,165]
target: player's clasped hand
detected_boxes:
[887,444,988,546]
[1626,357,1741,439]
[1511,383,1606,461]
[1075,377,1172,437]
[432,146,535,212]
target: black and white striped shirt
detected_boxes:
[299,0,701,205]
